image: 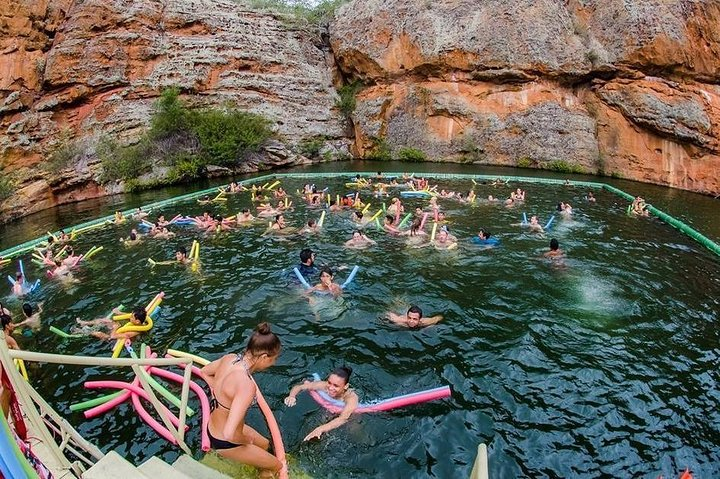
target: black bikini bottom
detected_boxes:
[207,426,242,450]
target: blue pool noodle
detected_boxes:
[523,212,528,224]
[341,265,359,289]
[293,268,312,289]
[545,215,555,230]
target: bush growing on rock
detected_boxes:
[0,177,14,201]
[98,88,273,187]
[396,147,428,162]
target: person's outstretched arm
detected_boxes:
[284,380,326,406]
[421,315,443,326]
[303,392,358,441]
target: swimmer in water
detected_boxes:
[309,267,343,297]
[284,366,358,441]
[544,238,564,259]
[14,302,43,332]
[236,209,255,224]
[344,230,376,249]
[386,305,443,328]
[76,307,148,341]
[432,227,458,250]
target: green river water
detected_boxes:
[1,162,718,478]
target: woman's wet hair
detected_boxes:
[319,266,333,277]
[22,303,33,317]
[246,322,281,357]
[331,366,352,385]
[550,238,560,250]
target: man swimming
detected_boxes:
[386,305,443,328]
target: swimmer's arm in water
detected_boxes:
[386,312,407,325]
[284,380,326,407]
[303,391,358,441]
[420,315,443,326]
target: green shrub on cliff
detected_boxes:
[336,81,363,118]
[546,160,585,174]
[396,147,427,162]
[247,0,349,26]
[365,137,392,161]
[98,88,273,185]
[0,177,14,201]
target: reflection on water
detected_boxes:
[1,167,719,478]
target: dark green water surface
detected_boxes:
[1,162,719,478]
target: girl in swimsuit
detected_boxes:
[284,366,358,441]
[200,322,282,478]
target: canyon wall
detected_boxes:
[0,0,347,221]
[2,0,719,222]
[331,0,720,195]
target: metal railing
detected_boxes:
[0,332,199,476]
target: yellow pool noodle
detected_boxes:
[431,222,438,242]
[15,359,28,380]
[336,194,340,205]
[261,182,269,189]
[167,349,209,366]
[267,180,280,190]
[318,211,326,228]
[111,339,125,358]
[362,203,372,214]
[47,231,58,241]
[284,197,289,208]
[370,209,383,221]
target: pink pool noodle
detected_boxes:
[254,386,288,479]
[84,380,184,442]
[83,353,157,418]
[309,385,451,414]
[148,366,211,451]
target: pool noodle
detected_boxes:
[308,374,450,413]
[15,359,28,380]
[129,349,194,417]
[84,378,138,419]
[369,209,383,222]
[84,380,183,429]
[293,268,312,289]
[340,265,359,289]
[362,203,371,214]
[0,413,27,479]
[382,202,386,212]
[130,388,180,445]
[398,213,412,228]
[523,212,528,224]
[19,259,25,279]
[430,222,438,242]
[375,217,382,230]
[70,391,125,412]
[147,366,210,452]
[267,180,281,190]
[166,349,209,366]
[318,210,326,228]
[254,383,288,479]
[545,215,555,230]
[49,325,83,339]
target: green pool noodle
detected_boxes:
[131,348,194,417]
[69,390,125,412]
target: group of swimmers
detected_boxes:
[0,175,596,477]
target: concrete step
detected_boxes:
[172,454,233,479]
[139,456,194,479]
[82,450,151,479]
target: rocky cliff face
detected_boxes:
[331,0,720,195]
[2,0,719,222]
[0,0,347,221]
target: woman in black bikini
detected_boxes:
[200,322,282,477]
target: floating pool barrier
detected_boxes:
[0,172,718,260]
[308,373,450,413]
